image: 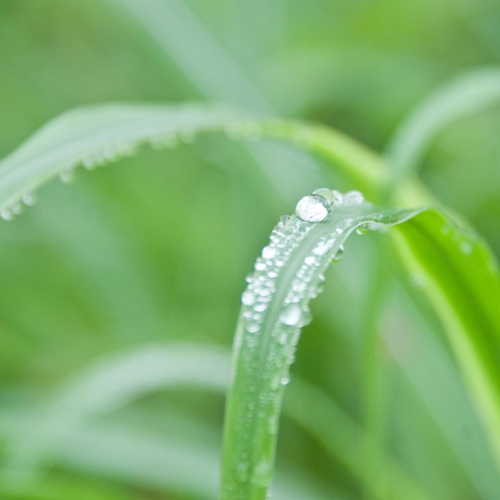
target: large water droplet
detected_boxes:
[295,195,329,222]
[280,304,302,326]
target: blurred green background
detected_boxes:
[0,0,499,499]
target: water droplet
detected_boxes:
[295,195,329,222]
[330,190,344,205]
[234,462,250,483]
[299,307,312,326]
[60,167,76,184]
[304,255,316,266]
[262,246,277,260]
[254,302,267,313]
[356,223,368,235]
[313,240,332,256]
[343,190,364,206]
[292,280,306,293]
[255,261,266,271]
[280,304,302,326]
[332,245,345,262]
[460,241,472,255]
[279,215,290,226]
[247,323,260,333]
[311,188,334,206]
[242,290,255,306]
[22,193,37,206]
[281,377,290,386]
[252,461,273,487]
[1,209,13,221]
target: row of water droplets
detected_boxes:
[0,128,204,223]
[0,119,316,224]
[229,188,366,494]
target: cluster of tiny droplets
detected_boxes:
[231,188,366,492]
[0,193,37,221]
[0,128,203,223]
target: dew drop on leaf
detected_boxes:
[280,304,302,326]
[262,246,277,260]
[1,209,13,221]
[356,223,369,235]
[332,245,345,261]
[242,290,256,306]
[295,195,329,222]
[343,190,364,206]
[460,241,473,255]
[247,323,260,333]
[60,167,76,184]
[22,192,37,206]
[234,462,250,483]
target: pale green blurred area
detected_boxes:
[0,0,500,499]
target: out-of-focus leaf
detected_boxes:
[391,210,500,467]
[387,69,500,183]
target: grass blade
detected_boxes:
[221,191,421,499]
[0,105,387,218]
[391,210,500,467]
[387,68,500,184]
[4,343,426,499]
[221,188,500,499]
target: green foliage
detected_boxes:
[1,2,500,500]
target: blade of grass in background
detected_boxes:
[0,106,388,217]
[3,344,426,499]
[387,69,500,185]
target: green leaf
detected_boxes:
[220,195,422,499]
[0,104,235,213]
[0,104,387,217]
[220,192,500,499]
[391,210,500,466]
[387,68,500,185]
[4,344,424,499]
